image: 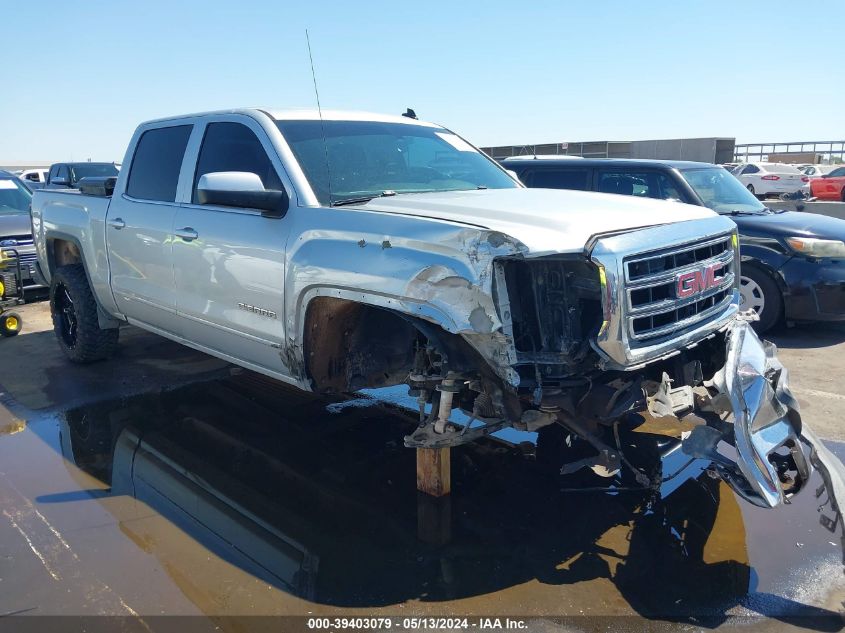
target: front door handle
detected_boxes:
[108,218,125,230]
[175,227,199,242]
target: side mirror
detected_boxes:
[506,169,523,184]
[196,171,289,218]
[52,176,69,186]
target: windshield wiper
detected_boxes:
[721,209,764,216]
[331,196,378,207]
[331,190,397,207]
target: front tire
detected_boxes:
[49,265,119,362]
[739,265,782,333]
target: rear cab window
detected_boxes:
[126,125,193,202]
[69,163,119,185]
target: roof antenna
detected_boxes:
[402,108,417,120]
[306,29,333,204]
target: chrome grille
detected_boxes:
[2,235,34,246]
[624,235,735,342]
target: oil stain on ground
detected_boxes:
[0,371,843,629]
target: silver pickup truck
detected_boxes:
[31,109,845,545]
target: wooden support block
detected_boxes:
[417,492,452,545]
[416,447,451,497]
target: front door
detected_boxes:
[172,120,291,376]
[106,124,193,335]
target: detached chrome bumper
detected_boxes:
[686,315,845,564]
[709,316,811,508]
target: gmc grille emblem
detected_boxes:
[676,263,725,298]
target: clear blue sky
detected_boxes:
[1,0,841,162]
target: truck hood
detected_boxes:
[0,212,33,239]
[361,188,718,255]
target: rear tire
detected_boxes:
[0,312,21,337]
[49,265,119,362]
[739,265,782,334]
[840,187,845,202]
[746,184,764,200]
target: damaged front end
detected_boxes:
[404,310,845,567]
[399,219,845,567]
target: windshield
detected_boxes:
[681,167,765,214]
[0,178,32,215]
[276,120,518,205]
[69,163,119,183]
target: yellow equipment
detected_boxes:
[0,248,24,337]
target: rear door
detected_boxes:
[172,117,292,377]
[105,123,193,335]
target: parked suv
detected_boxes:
[502,157,845,333]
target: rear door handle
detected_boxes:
[108,218,125,230]
[175,227,198,242]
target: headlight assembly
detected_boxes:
[785,237,845,258]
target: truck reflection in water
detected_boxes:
[55,375,755,618]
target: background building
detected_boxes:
[482,137,736,164]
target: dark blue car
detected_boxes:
[502,157,845,333]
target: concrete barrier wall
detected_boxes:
[765,201,845,221]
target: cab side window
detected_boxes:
[192,122,283,204]
[524,168,590,191]
[740,165,759,175]
[126,125,193,202]
[597,171,684,201]
[598,172,644,197]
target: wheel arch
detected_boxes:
[298,291,485,394]
[45,232,122,330]
[738,259,787,327]
[739,256,790,297]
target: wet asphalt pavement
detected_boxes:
[1,302,844,632]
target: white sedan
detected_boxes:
[801,164,839,178]
[732,162,808,198]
